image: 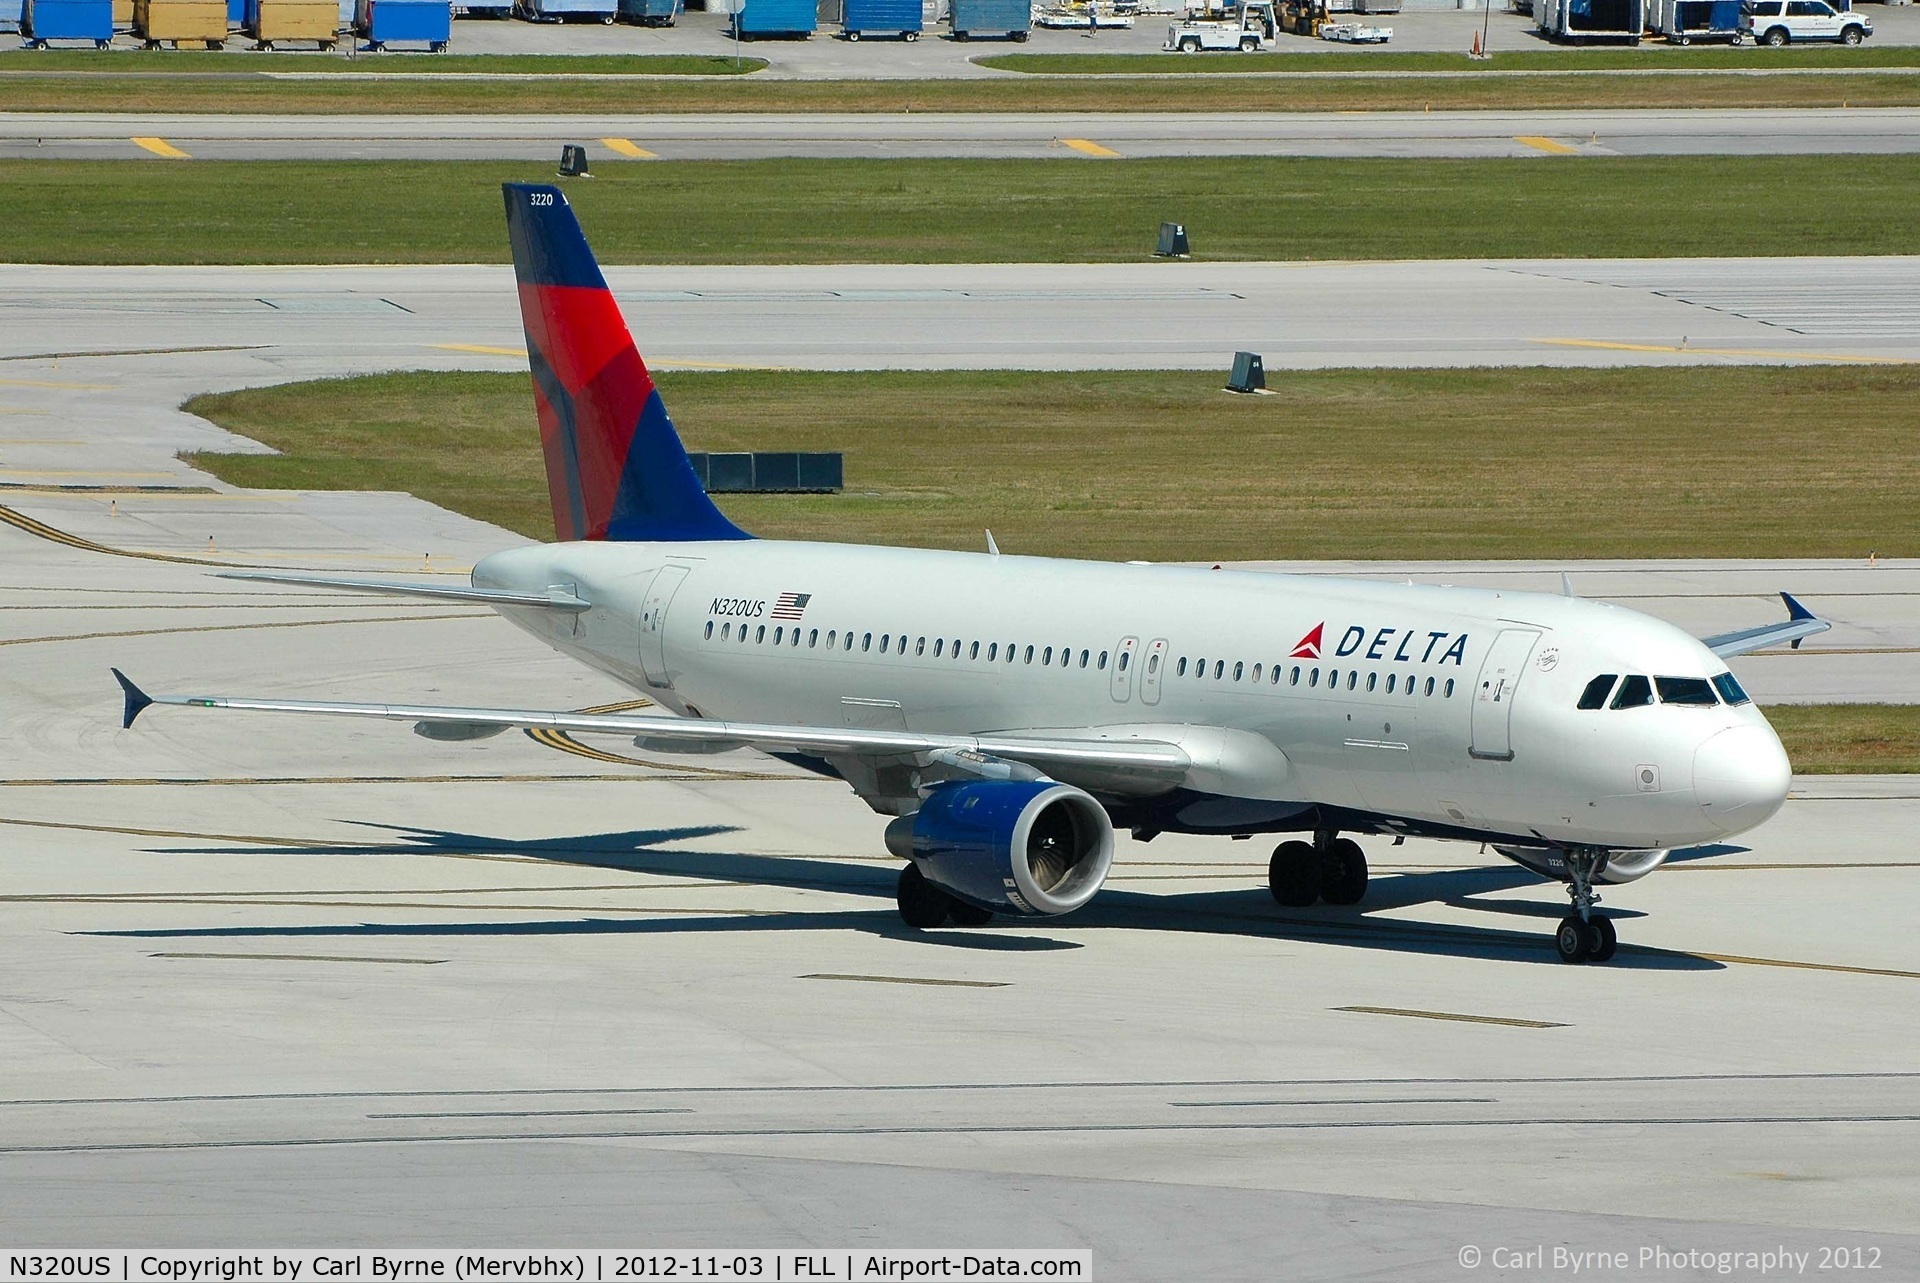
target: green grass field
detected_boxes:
[2,67,1916,112]
[9,156,1920,264]
[182,366,1919,562]
[0,51,764,73]
[1767,705,1920,774]
[978,46,1920,73]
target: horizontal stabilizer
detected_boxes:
[1701,592,1831,658]
[219,571,589,611]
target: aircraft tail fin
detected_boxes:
[501,182,749,544]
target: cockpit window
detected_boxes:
[1577,674,1618,710]
[1712,672,1751,706]
[1610,675,1653,709]
[1656,676,1719,706]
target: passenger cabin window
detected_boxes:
[1098,651,1109,670]
[704,621,714,640]
[1578,675,1617,709]
[971,642,980,659]
[1290,666,1301,686]
[917,637,927,656]
[1713,672,1751,706]
[1233,662,1244,682]
[862,633,872,652]
[1043,647,1053,665]
[1444,679,1454,698]
[1656,676,1719,706]
[1120,652,1132,672]
[755,626,765,644]
[1366,672,1376,692]
[1611,675,1653,709]
[1386,674,1396,693]
[1424,676,1435,696]
[1177,657,1188,677]
[773,627,783,644]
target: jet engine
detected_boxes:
[1494,845,1672,886]
[885,780,1115,916]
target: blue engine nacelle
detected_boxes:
[884,780,1116,916]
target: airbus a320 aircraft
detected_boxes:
[114,182,1830,965]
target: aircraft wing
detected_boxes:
[1700,592,1830,659]
[219,570,589,611]
[109,669,1191,784]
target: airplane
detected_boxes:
[111,181,1831,966]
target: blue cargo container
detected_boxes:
[226,0,243,23]
[0,0,25,33]
[520,0,614,20]
[842,0,915,37]
[617,0,676,23]
[949,0,1025,38]
[21,0,112,43]
[356,0,447,45]
[734,0,812,37]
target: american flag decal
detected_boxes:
[771,591,811,620]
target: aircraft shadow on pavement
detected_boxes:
[99,823,1730,969]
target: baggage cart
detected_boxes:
[0,0,25,33]
[733,0,813,37]
[356,0,448,47]
[248,0,338,46]
[949,0,1027,37]
[1649,0,1741,41]
[842,0,917,37]
[135,0,227,43]
[617,0,678,24]
[1536,0,1641,41]
[21,0,113,44]
[518,0,615,21]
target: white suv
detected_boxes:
[1742,0,1871,45]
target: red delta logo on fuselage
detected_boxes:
[1292,622,1471,666]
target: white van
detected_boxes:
[1741,0,1871,45]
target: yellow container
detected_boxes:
[251,0,337,43]
[134,0,228,40]
[113,0,133,26]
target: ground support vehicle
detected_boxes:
[1742,0,1869,44]
[1319,18,1387,39]
[1164,2,1271,49]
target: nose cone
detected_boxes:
[1694,724,1792,835]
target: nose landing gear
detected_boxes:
[1556,847,1618,964]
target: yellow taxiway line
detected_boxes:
[1061,138,1121,158]
[1515,135,1579,155]
[600,137,658,159]
[131,137,191,159]
[1535,338,1910,364]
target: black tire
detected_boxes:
[954,28,968,38]
[1240,35,1255,50]
[1555,915,1591,964]
[1841,24,1862,44]
[846,27,859,38]
[1674,33,1688,44]
[1321,838,1369,906]
[1268,840,1320,907]
[904,28,917,39]
[1011,28,1027,39]
[1588,916,1618,962]
[1729,30,1744,43]
[948,901,994,927]
[1178,36,1198,51]
[896,862,953,929]
[1764,25,1786,44]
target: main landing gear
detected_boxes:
[1269,831,1369,908]
[896,862,993,929]
[1555,847,1618,965]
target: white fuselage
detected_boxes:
[474,540,1792,852]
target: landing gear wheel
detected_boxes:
[1269,840,1320,907]
[1555,915,1592,964]
[948,901,994,927]
[1587,915,1617,962]
[896,862,954,929]
[1320,837,1369,905]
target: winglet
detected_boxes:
[111,668,153,729]
[1782,592,1815,622]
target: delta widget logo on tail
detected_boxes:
[1289,622,1471,666]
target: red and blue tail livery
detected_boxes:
[502,182,749,544]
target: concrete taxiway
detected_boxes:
[0,261,1915,1272]
[5,107,1920,160]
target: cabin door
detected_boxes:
[1468,628,1539,762]
[637,564,690,689]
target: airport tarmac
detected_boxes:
[6,106,1920,160]
[0,261,1915,1272]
